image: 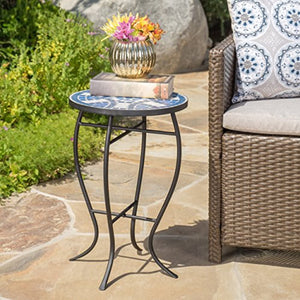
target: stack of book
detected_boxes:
[90,72,174,100]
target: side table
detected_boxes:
[69,90,188,290]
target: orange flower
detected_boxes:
[101,13,164,44]
[133,16,164,44]
[148,24,164,44]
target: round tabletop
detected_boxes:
[69,90,188,116]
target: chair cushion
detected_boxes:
[227,0,300,103]
[223,97,300,136]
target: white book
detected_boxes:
[90,72,174,100]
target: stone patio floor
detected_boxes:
[1,72,300,299]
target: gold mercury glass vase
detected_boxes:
[109,40,156,78]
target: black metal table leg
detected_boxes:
[70,111,99,261]
[99,115,115,291]
[148,113,181,278]
[130,116,147,252]
[69,90,188,290]
[70,112,181,286]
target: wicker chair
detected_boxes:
[208,35,300,263]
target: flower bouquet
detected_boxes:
[101,13,164,78]
[101,13,164,44]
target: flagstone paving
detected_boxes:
[0,72,300,299]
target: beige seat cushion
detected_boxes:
[223,98,300,136]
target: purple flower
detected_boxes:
[70,137,74,142]
[65,62,70,67]
[99,54,105,59]
[66,18,72,23]
[113,16,138,41]
[3,126,8,131]
[88,31,97,36]
[105,47,110,52]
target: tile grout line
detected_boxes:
[149,118,205,133]
[31,188,77,233]
[0,189,81,269]
[233,263,248,300]
[108,155,207,177]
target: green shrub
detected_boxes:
[0,0,60,60]
[0,1,112,201]
[201,0,231,42]
[0,0,111,127]
[0,111,107,200]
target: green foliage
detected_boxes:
[0,0,111,127]
[0,0,59,60]
[0,1,112,201]
[201,0,231,42]
[0,111,106,200]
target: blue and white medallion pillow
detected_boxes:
[227,0,300,103]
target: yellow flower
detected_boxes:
[133,15,150,29]
[101,12,164,44]
[101,13,138,40]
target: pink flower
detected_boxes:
[101,13,164,44]
[113,16,138,41]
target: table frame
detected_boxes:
[70,107,183,290]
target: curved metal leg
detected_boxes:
[70,111,99,261]
[100,116,115,291]
[130,116,147,252]
[148,113,181,278]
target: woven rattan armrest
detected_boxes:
[208,35,236,263]
[209,34,236,133]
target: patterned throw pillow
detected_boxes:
[227,0,300,103]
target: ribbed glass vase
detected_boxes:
[109,40,156,78]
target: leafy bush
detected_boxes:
[0,0,111,127]
[0,0,60,60]
[0,1,112,201]
[201,0,231,43]
[0,111,107,200]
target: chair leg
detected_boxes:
[208,204,222,263]
[208,238,222,263]
[208,157,222,263]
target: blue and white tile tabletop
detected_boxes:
[69,90,188,116]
